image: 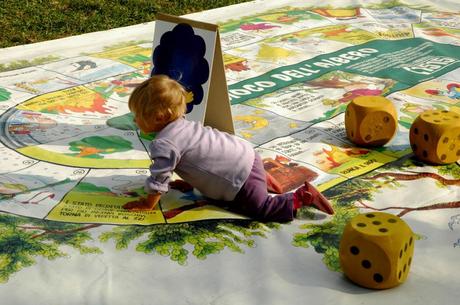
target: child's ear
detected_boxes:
[156,113,170,123]
[161,110,175,122]
[156,113,165,121]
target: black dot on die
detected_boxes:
[373,273,384,283]
[350,246,360,255]
[362,260,371,269]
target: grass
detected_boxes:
[0,0,252,48]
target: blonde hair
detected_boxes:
[128,74,187,126]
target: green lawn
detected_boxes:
[0,0,252,48]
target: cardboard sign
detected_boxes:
[151,13,234,134]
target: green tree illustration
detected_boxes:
[67,135,133,158]
[0,56,61,73]
[0,211,283,283]
[0,213,101,283]
[357,158,460,216]
[100,220,280,265]
[292,178,375,272]
[437,163,460,180]
[292,157,460,271]
[73,182,113,193]
[106,113,137,131]
[219,9,325,33]
[0,87,11,102]
[365,0,434,11]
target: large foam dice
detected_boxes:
[339,212,415,289]
[345,96,397,147]
[409,110,460,164]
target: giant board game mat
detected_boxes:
[0,0,459,304]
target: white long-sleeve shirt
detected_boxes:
[145,118,255,201]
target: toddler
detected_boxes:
[123,74,334,221]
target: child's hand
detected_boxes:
[169,179,193,192]
[123,193,161,211]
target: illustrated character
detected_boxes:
[338,86,383,104]
[425,83,460,99]
[0,182,28,197]
[9,112,57,135]
[263,155,319,193]
[225,60,250,72]
[240,23,280,31]
[308,75,393,107]
[234,112,269,139]
[398,102,442,129]
[68,135,132,158]
[71,60,97,71]
[19,192,55,204]
[422,28,460,39]
[312,8,361,20]
[315,145,369,171]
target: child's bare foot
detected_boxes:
[293,181,334,215]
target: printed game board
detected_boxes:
[0,1,459,304]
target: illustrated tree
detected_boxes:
[0,210,282,282]
[106,113,156,141]
[0,178,71,201]
[0,56,61,73]
[438,163,460,181]
[358,159,460,216]
[0,87,11,102]
[366,0,434,11]
[67,135,133,158]
[293,178,375,271]
[0,213,101,283]
[99,220,280,265]
[106,113,137,131]
[292,156,460,271]
[219,8,325,33]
